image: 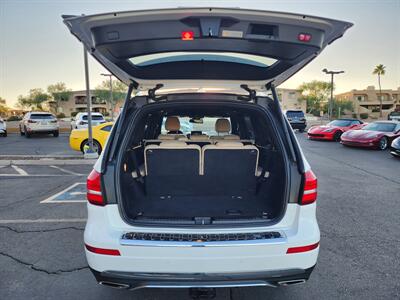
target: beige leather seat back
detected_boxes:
[158,116,186,140]
[210,118,240,141]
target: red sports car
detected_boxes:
[307,119,366,141]
[340,121,400,150]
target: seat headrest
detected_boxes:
[165,116,180,131]
[215,118,231,133]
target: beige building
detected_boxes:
[48,90,122,117]
[336,86,400,118]
[276,88,306,111]
[49,88,305,116]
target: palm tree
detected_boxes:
[372,64,386,117]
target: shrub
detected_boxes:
[71,111,78,117]
[360,113,369,119]
[56,113,66,118]
[7,115,22,121]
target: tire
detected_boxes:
[81,139,102,155]
[20,126,25,136]
[378,137,388,150]
[333,131,343,142]
[53,131,59,137]
[24,127,31,138]
[3,131,7,137]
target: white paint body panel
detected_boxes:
[84,203,319,273]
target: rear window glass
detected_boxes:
[82,115,104,121]
[286,111,305,118]
[161,117,229,136]
[30,114,54,119]
[130,52,277,68]
[363,122,396,132]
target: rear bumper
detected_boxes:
[90,266,315,290]
[27,126,59,133]
[289,122,306,130]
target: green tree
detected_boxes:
[47,82,72,113]
[0,97,8,116]
[17,89,50,110]
[372,64,386,117]
[326,99,353,118]
[298,80,333,115]
[94,79,127,120]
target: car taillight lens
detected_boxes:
[300,170,317,205]
[87,170,104,206]
[50,120,57,123]
[85,244,120,256]
[287,242,319,254]
[28,119,37,123]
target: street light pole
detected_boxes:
[101,73,113,120]
[83,45,97,158]
[322,68,345,120]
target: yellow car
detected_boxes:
[69,122,113,154]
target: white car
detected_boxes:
[71,112,106,129]
[64,8,351,292]
[0,117,6,137]
[19,112,59,138]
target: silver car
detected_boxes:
[0,117,6,137]
[19,112,59,138]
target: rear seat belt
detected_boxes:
[129,144,145,181]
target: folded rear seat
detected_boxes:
[202,141,259,195]
[144,140,201,196]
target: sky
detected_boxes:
[0,0,399,107]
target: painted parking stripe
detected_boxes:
[41,182,87,203]
[11,165,28,176]
[50,165,84,176]
[0,218,86,224]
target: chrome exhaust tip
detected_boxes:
[99,281,130,289]
[278,279,306,286]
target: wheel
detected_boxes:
[81,139,102,154]
[3,131,6,137]
[20,126,25,136]
[378,137,388,150]
[24,127,31,138]
[53,130,59,137]
[333,131,342,142]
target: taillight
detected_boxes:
[85,244,120,256]
[87,170,104,206]
[181,31,194,41]
[300,170,317,205]
[50,120,57,123]
[28,119,37,123]
[287,242,319,254]
[298,33,312,42]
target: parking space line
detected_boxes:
[0,174,80,177]
[40,182,86,203]
[50,165,84,176]
[11,165,28,176]
[0,218,86,224]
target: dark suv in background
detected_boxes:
[285,110,307,132]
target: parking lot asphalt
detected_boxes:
[0,133,79,156]
[0,133,399,299]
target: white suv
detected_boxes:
[19,112,59,137]
[64,8,351,292]
[71,112,106,130]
